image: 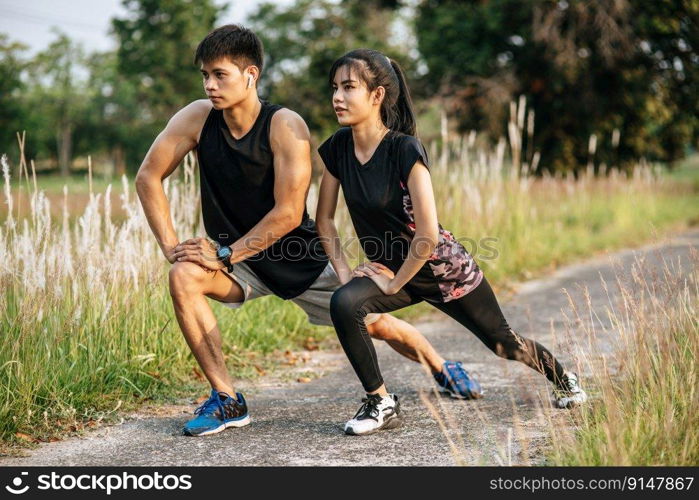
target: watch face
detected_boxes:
[217,246,232,259]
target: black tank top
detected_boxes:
[197,101,328,299]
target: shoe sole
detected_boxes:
[344,414,402,436]
[557,399,580,409]
[555,393,588,409]
[183,415,251,437]
[437,386,484,400]
[557,399,587,409]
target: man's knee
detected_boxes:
[168,261,207,298]
[365,314,394,340]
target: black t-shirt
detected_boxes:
[197,102,328,299]
[318,127,483,303]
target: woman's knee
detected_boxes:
[330,284,361,319]
[329,279,373,325]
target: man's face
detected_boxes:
[200,57,251,109]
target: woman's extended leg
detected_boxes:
[433,276,574,391]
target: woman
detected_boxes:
[315,49,587,436]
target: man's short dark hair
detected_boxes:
[194,24,264,73]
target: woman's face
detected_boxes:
[331,64,381,127]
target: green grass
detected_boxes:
[10,172,122,195]
[0,274,332,446]
[433,166,699,288]
[669,153,699,183]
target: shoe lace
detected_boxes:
[565,374,580,392]
[448,362,468,384]
[354,395,383,421]
[194,393,228,417]
[444,362,472,390]
[554,374,579,396]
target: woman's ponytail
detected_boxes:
[388,58,417,137]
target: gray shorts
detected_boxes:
[219,261,380,327]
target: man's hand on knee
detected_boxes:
[173,237,225,272]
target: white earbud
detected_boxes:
[247,75,254,88]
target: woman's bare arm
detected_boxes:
[315,168,353,284]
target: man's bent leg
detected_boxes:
[366,314,445,373]
[365,314,482,399]
[168,262,244,395]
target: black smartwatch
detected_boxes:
[216,245,234,273]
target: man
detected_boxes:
[135,24,481,437]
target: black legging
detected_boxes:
[330,275,567,393]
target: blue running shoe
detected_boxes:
[183,389,250,436]
[434,361,483,399]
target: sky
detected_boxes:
[0,0,292,54]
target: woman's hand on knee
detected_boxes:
[352,261,394,279]
[351,262,399,295]
[368,273,399,295]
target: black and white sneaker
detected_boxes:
[554,372,588,409]
[344,393,402,435]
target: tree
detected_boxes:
[0,34,29,163]
[25,31,89,176]
[110,0,226,173]
[630,0,699,164]
[79,51,146,177]
[248,0,414,139]
[112,0,224,119]
[416,0,699,172]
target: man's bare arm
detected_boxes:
[228,108,312,264]
[135,100,211,262]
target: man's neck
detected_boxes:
[221,93,262,140]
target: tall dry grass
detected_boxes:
[547,247,698,465]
